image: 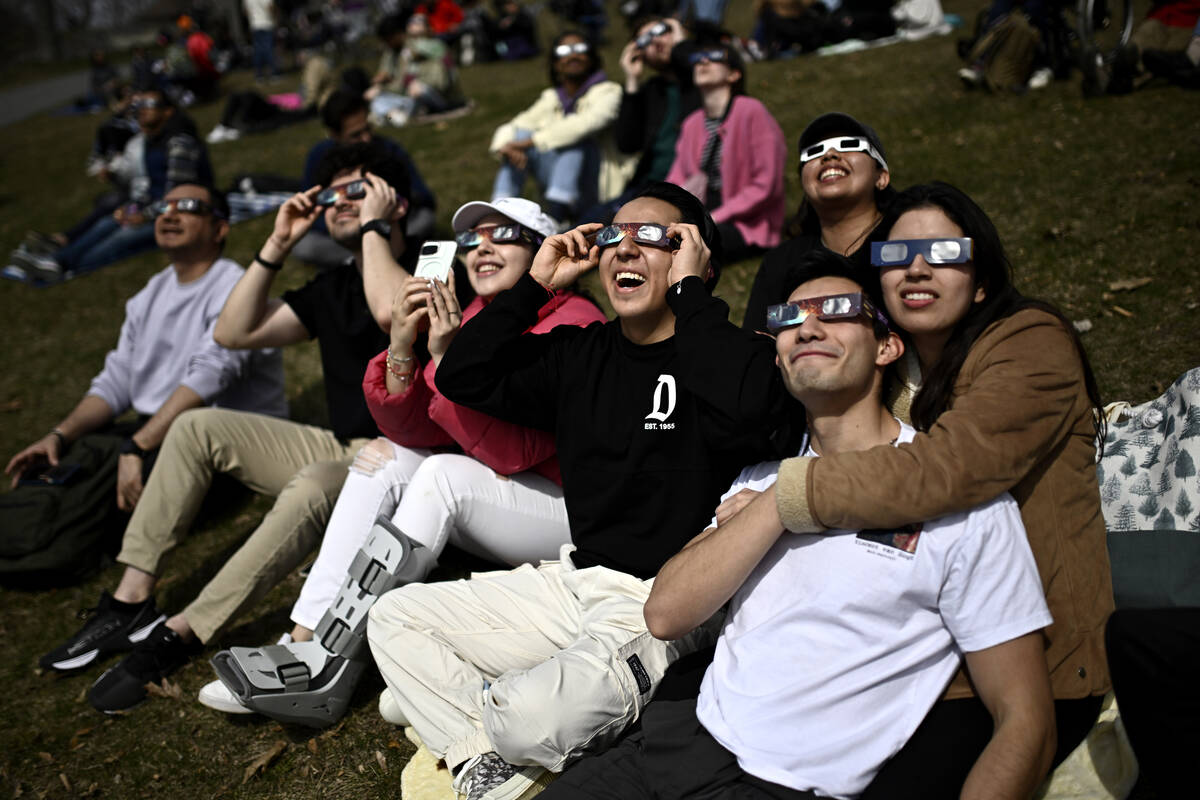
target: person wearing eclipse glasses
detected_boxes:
[743,111,896,331]
[730,182,1111,798]
[194,196,606,726]
[3,182,285,575]
[12,87,214,284]
[666,41,786,264]
[366,181,792,800]
[490,30,634,226]
[544,249,1057,800]
[37,141,440,715]
[578,16,702,225]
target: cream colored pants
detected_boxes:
[116,408,369,642]
[366,545,719,773]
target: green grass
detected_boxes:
[0,0,1197,796]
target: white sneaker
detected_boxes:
[451,752,553,800]
[198,679,253,714]
[1027,67,1053,90]
[957,66,984,89]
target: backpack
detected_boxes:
[0,434,128,588]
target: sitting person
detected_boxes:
[489,0,539,60]
[366,12,466,127]
[578,16,700,224]
[763,182,1111,797]
[743,112,894,330]
[37,141,425,714]
[665,42,786,264]
[292,88,438,268]
[545,252,1056,800]
[367,182,791,799]
[491,31,632,226]
[750,0,830,58]
[197,197,607,725]
[12,87,213,283]
[1089,0,1200,94]
[2,184,285,580]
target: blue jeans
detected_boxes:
[491,128,598,214]
[252,29,276,78]
[55,216,157,273]
[676,0,728,25]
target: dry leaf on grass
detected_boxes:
[36,752,53,764]
[1111,305,1135,318]
[1108,277,1153,292]
[144,678,182,701]
[0,399,22,412]
[307,738,318,755]
[59,774,70,792]
[243,740,288,784]
[375,750,388,773]
[69,727,94,749]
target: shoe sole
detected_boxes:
[45,613,166,672]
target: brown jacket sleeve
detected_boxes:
[776,308,1089,532]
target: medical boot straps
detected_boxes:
[210,516,436,728]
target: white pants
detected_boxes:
[291,442,571,631]
[366,548,721,772]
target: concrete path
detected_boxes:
[0,69,89,128]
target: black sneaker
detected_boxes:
[87,623,199,713]
[39,592,166,672]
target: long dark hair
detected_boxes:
[884,182,1104,438]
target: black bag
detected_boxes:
[0,434,128,588]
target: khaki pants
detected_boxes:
[366,545,720,773]
[116,408,369,642]
[969,12,1041,91]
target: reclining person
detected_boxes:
[544,251,1057,799]
[3,184,285,578]
[197,197,606,726]
[38,141,425,714]
[367,182,792,800]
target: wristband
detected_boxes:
[119,437,148,458]
[254,251,284,271]
[49,429,68,449]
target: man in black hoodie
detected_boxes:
[367,182,791,800]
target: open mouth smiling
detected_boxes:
[614,270,647,290]
[819,166,848,182]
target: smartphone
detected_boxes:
[19,462,81,487]
[413,241,457,283]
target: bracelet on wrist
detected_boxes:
[254,250,284,271]
[386,349,416,379]
[49,429,68,449]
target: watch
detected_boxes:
[119,437,148,458]
[360,219,392,239]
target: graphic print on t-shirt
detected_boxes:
[855,523,922,559]
[644,374,677,429]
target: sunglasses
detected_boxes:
[799,136,888,172]
[636,21,670,49]
[592,222,680,251]
[554,41,590,58]
[149,197,223,219]
[870,238,974,267]
[455,223,543,249]
[315,179,368,207]
[765,292,890,333]
[688,48,729,65]
[134,97,166,110]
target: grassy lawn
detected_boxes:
[0,1,1196,796]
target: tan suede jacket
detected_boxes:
[775,308,1114,700]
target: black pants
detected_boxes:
[860,693,1104,799]
[1107,607,1200,794]
[543,699,821,800]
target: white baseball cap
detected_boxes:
[452,197,559,240]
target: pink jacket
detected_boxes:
[666,95,787,250]
[362,290,606,485]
